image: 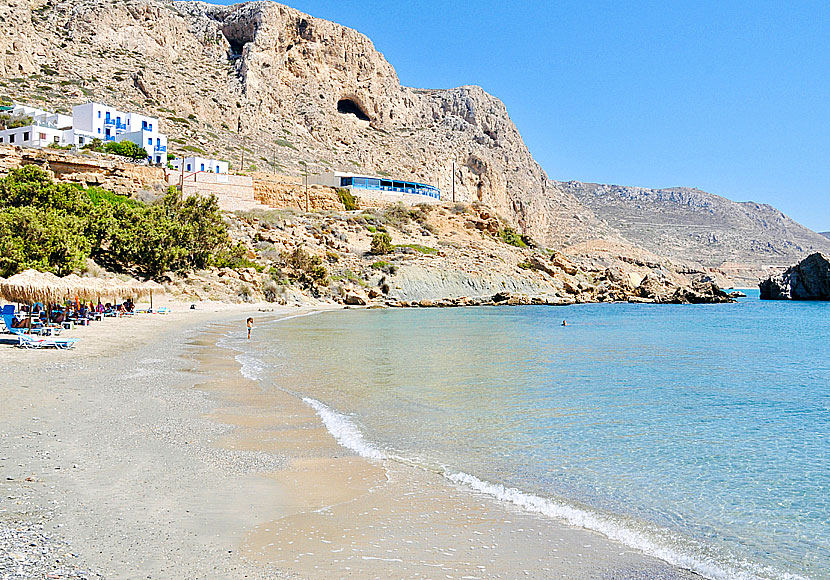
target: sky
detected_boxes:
[212,0,830,231]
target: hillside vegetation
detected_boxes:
[0,166,245,278]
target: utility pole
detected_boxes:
[452,160,455,203]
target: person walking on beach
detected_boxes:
[247,317,254,340]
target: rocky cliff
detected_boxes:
[565,182,830,282]
[1,0,825,282]
[759,252,830,300]
[0,0,613,248]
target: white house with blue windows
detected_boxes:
[0,101,168,164]
[70,103,168,163]
[169,156,228,174]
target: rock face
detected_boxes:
[759,253,830,300]
[1,0,821,284]
[0,0,612,248]
[565,182,830,282]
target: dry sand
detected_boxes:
[0,300,700,579]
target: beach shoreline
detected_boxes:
[1,303,701,579]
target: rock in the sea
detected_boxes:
[759,252,830,300]
[668,280,733,304]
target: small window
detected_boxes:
[98,111,101,118]
[9,134,14,143]
[200,163,205,171]
[97,128,101,134]
[23,131,29,141]
[54,136,59,143]
[39,133,46,140]
[186,163,191,171]
[148,123,152,131]
[105,129,110,136]
[147,138,151,145]
[0,137,4,143]
[142,120,147,129]
[156,138,160,146]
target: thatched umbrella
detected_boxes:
[143,280,165,311]
[0,269,68,304]
[62,274,99,302]
[0,270,71,329]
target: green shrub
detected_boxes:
[0,114,33,129]
[0,166,238,278]
[270,248,328,288]
[371,260,397,275]
[394,243,437,254]
[103,140,148,160]
[499,227,527,248]
[369,231,393,255]
[336,188,359,211]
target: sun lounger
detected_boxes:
[17,334,78,349]
[2,305,52,335]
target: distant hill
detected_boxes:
[821,232,830,239]
[563,181,830,281]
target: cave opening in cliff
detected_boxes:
[221,24,254,59]
[337,98,371,121]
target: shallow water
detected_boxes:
[240,293,830,580]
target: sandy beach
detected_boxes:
[0,303,700,579]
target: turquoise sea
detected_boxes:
[233,290,829,580]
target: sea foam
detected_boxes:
[446,471,807,580]
[303,397,386,460]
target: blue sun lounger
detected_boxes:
[17,334,78,349]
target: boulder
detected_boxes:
[344,292,367,306]
[759,253,830,300]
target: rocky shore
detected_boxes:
[760,252,830,300]
[158,202,734,308]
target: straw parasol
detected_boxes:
[143,280,165,310]
[123,278,150,299]
[61,274,100,301]
[0,269,69,304]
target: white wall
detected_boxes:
[170,156,228,173]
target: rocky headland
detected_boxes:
[759,252,830,300]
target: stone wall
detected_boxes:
[0,145,166,196]
[166,169,260,211]
[252,172,343,211]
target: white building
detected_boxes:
[0,104,74,148]
[70,103,168,163]
[170,156,229,174]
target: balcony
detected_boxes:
[105,135,115,142]
[154,145,167,152]
[104,119,127,130]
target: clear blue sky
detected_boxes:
[212,0,830,231]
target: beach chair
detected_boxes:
[17,334,78,349]
[3,305,62,336]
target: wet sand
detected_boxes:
[0,305,701,579]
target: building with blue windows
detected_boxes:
[311,171,441,201]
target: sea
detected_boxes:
[230,290,829,580]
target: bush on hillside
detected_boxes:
[336,188,359,211]
[0,165,243,278]
[369,231,393,255]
